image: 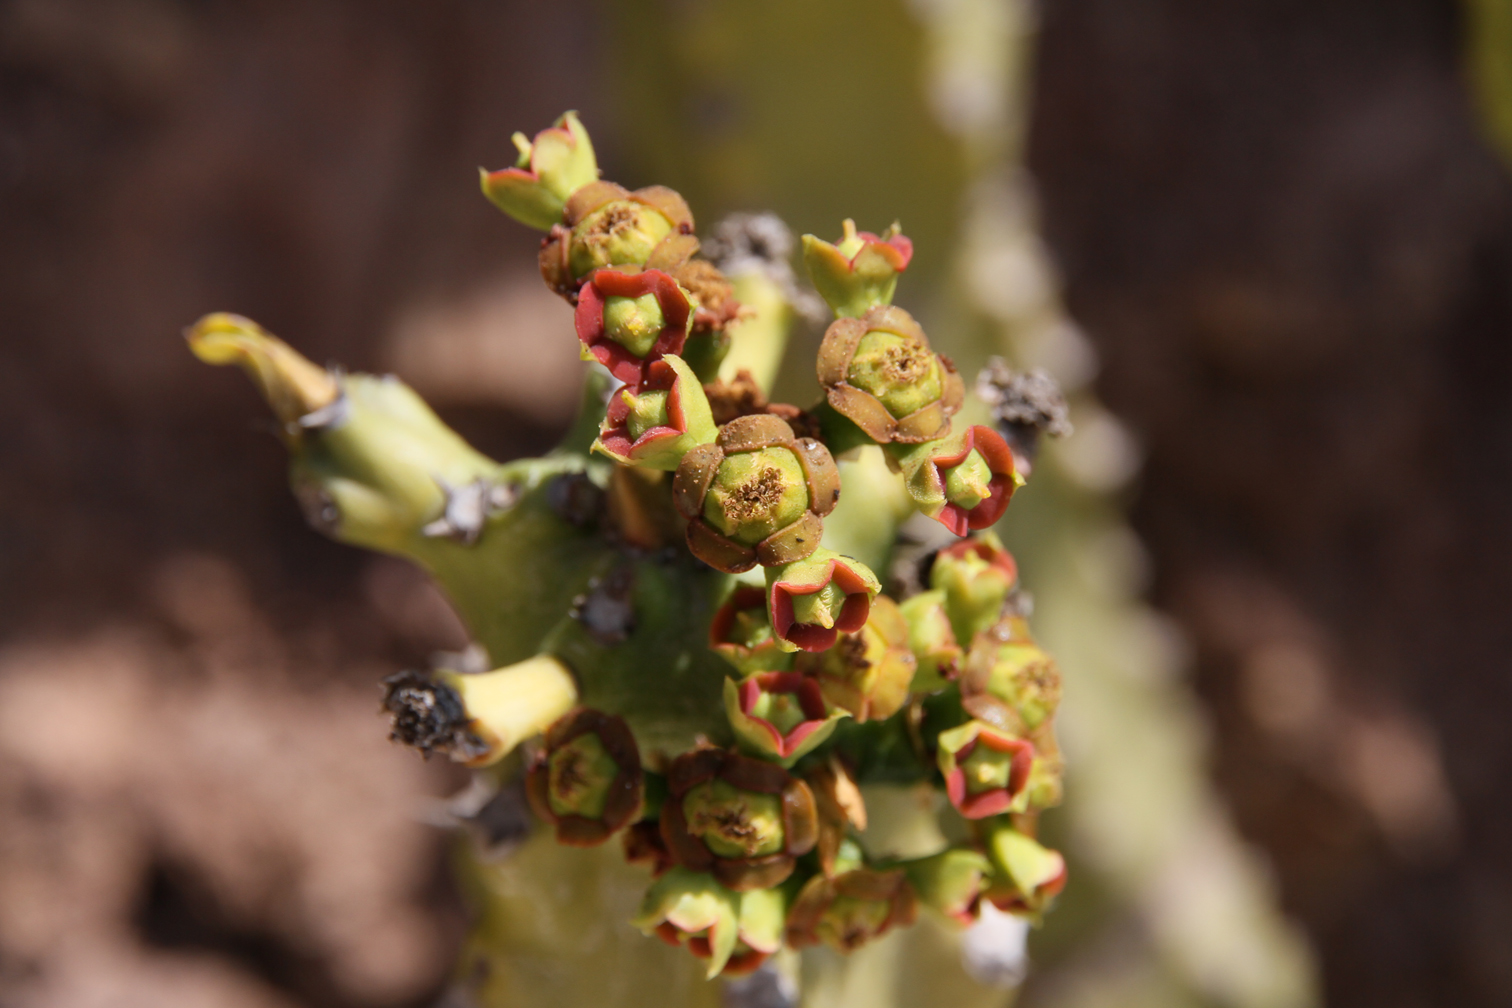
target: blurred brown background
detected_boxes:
[1,1,1508,1007]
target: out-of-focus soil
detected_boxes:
[0,1,595,1004]
[1030,2,1512,1006]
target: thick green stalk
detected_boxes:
[718,271,792,395]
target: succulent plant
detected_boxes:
[187,110,1072,994]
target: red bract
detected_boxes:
[593,355,716,471]
[912,425,1018,536]
[574,269,692,386]
[734,672,832,759]
[849,228,912,270]
[938,721,1035,820]
[766,551,879,653]
[709,586,790,673]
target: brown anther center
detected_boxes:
[599,205,638,237]
[712,807,759,840]
[677,260,729,306]
[881,341,930,383]
[550,748,590,798]
[726,467,786,520]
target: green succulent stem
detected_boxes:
[439,655,580,765]
[717,271,792,395]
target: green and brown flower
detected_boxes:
[672,414,840,573]
[816,306,963,444]
[785,868,917,952]
[660,748,818,891]
[525,707,644,846]
[959,618,1063,735]
[539,181,697,299]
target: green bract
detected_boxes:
[802,219,914,318]
[480,110,599,231]
[982,821,1068,920]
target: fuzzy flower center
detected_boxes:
[571,200,674,276]
[704,447,809,545]
[683,778,785,859]
[547,732,619,819]
[960,742,1015,795]
[847,330,941,418]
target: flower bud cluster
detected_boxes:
[804,237,1023,539]
[195,108,1073,983]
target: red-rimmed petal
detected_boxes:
[929,425,1018,535]
[573,269,692,385]
[768,557,877,652]
[943,731,1036,820]
[737,673,831,758]
[709,585,768,648]
[853,231,914,271]
[596,358,691,461]
[484,165,540,189]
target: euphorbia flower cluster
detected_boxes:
[188,109,1074,992]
